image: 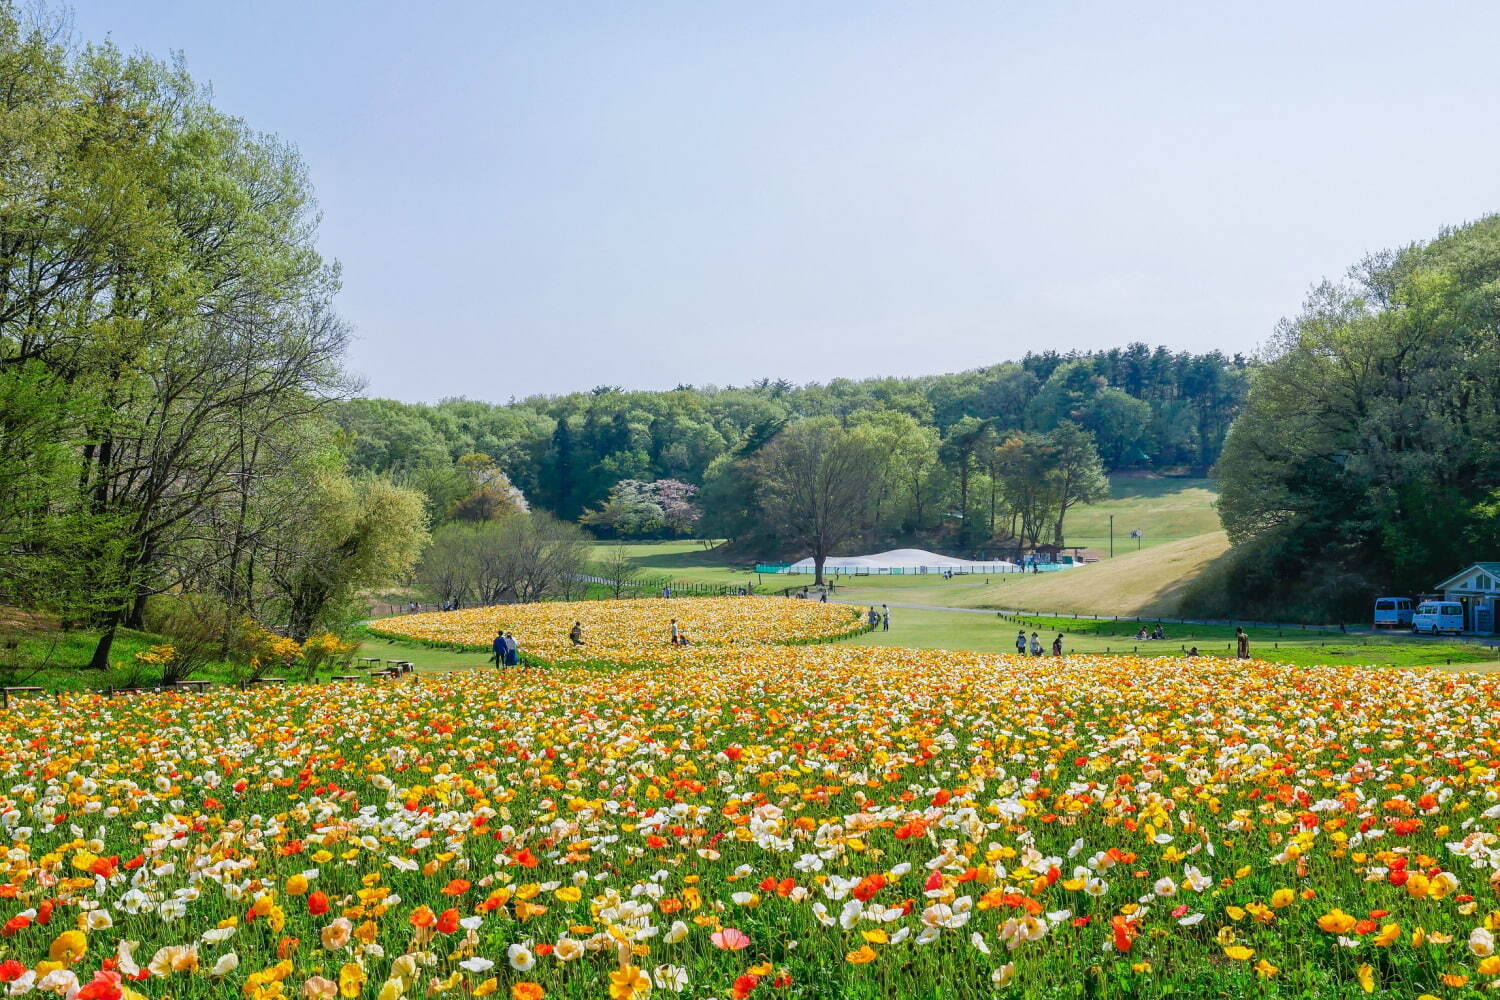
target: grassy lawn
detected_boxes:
[821,532,1231,617]
[1,626,463,693]
[588,539,760,588]
[831,605,1495,667]
[1057,474,1221,551]
[593,476,1225,612]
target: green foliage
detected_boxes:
[336,349,1247,551]
[1199,215,1500,621]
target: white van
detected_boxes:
[1412,601,1464,635]
[1372,597,1413,629]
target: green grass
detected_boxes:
[1,625,418,693]
[830,605,1495,667]
[1056,473,1221,550]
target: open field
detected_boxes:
[1051,474,1221,552]
[773,532,1232,618]
[9,621,1500,999]
[830,604,1495,667]
[594,476,1226,615]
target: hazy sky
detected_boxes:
[71,1,1500,402]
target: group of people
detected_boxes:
[489,630,520,666]
[1134,624,1168,641]
[1015,630,1064,656]
[560,618,692,648]
[866,605,890,631]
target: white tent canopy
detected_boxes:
[786,548,1018,574]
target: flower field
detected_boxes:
[367,599,867,661]
[3,647,1500,999]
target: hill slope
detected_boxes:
[951,531,1231,617]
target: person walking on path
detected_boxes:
[1236,627,1250,659]
[503,632,520,666]
[491,630,506,668]
[1015,630,1027,655]
[819,590,827,603]
[867,607,879,630]
[1029,632,1043,656]
[569,621,586,647]
[881,605,890,631]
[1052,633,1063,656]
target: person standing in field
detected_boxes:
[1052,633,1063,656]
[1236,627,1250,659]
[503,632,519,666]
[1029,632,1043,656]
[881,605,890,631]
[491,630,506,668]
[569,621,585,646]
[1015,630,1027,655]
[669,618,682,645]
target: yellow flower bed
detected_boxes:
[370,597,866,660]
[2,649,1498,997]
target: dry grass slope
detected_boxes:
[951,531,1231,617]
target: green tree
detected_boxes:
[752,419,884,584]
[267,474,429,641]
[1206,217,1500,619]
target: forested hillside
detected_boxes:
[339,345,1248,552]
[1187,215,1500,621]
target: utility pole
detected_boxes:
[1109,514,1114,558]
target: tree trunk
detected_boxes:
[814,553,826,587]
[125,581,150,630]
[88,617,120,670]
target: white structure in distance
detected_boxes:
[785,548,1022,575]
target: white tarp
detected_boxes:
[785,548,1018,573]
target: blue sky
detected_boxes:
[71,1,1500,402]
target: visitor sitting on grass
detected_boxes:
[569,621,585,646]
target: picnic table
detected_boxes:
[359,657,383,668]
[1,686,44,709]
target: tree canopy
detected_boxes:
[1195,216,1500,620]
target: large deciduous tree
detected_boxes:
[753,419,884,584]
[1204,216,1500,620]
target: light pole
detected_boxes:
[1109,514,1114,558]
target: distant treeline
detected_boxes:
[338,344,1249,546]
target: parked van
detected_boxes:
[1372,597,1413,628]
[1413,601,1465,635]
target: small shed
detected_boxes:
[1432,563,1500,634]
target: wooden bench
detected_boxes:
[1,686,44,709]
[330,675,363,682]
[172,680,212,691]
[252,677,287,685]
